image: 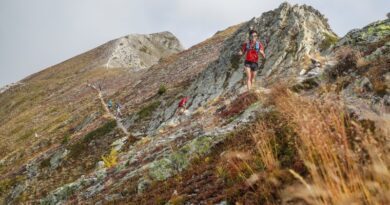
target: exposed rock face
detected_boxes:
[0,2,389,205]
[140,3,337,136]
[105,31,184,70]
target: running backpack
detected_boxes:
[246,41,261,53]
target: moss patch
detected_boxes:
[320,32,339,51]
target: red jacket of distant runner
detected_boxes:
[178,97,188,107]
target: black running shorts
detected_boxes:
[244,60,258,71]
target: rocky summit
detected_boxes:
[0,2,389,205]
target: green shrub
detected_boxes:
[83,120,117,143]
[157,85,167,95]
[68,142,86,159]
[61,135,70,145]
[40,158,51,169]
[68,120,117,158]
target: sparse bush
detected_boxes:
[157,85,167,95]
[327,46,361,79]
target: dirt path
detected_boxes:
[87,84,129,136]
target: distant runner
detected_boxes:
[176,96,189,115]
[238,30,266,91]
[115,102,122,117]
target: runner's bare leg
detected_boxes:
[245,66,252,90]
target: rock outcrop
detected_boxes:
[105,31,184,70]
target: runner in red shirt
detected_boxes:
[238,30,266,91]
[176,96,189,115]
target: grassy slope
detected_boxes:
[0,42,133,176]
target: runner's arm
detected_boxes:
[238,43,247,55]
[259,43,266,58]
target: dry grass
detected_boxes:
[250,122,280,171]
[218,84,389,204]
[266,85,389,205]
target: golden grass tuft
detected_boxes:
[102,148,118,168]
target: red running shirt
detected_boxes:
[241,41,264,63]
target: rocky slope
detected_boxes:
[0,2,389,205]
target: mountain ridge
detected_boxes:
[0,2,389,205]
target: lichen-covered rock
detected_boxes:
[337,19,390,49]
[49,149,69,170]
[147,135,214,181]
[40,171,106,205]
[111,136,128,151]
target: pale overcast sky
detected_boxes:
[0,0,388,87]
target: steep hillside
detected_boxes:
[0,2,389,205]
[0,31,183,203]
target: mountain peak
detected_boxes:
[105,31,184,70]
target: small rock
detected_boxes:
[96,161,105,170]
[359,77,373,92]
[384,95,390,106]
[137,177,152,194]
[215,201,228,205]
